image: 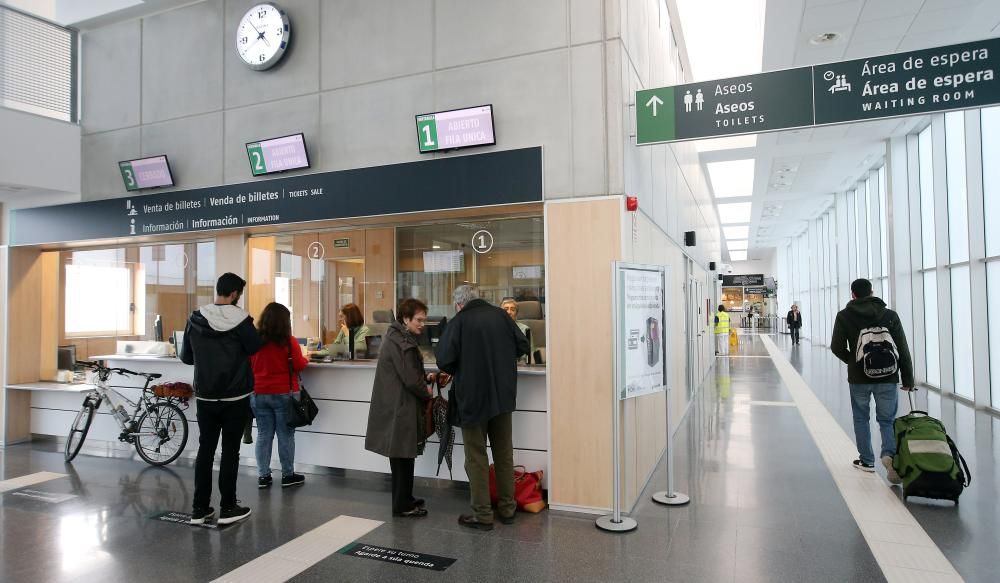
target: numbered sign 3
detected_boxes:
[472,230,494,254]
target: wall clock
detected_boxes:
[236,3,290,71]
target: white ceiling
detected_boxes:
[701,0,1000,262]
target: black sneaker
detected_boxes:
[281,473,305,488]
[412,497,425,508]
[393,507,428,518]
[258,476,273,489]
[190,507,215,525]
[458,514,494,531]
[497,512,516,525]
[218,503,252,524]
[853,459,875,473]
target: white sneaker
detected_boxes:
[881,456,902,485]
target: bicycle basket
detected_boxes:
[152,382,194,399]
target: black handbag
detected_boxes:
[285,342,318,428]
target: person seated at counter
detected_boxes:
[332,303,370,359]
[500,298,533,364]
[365,298,444,518]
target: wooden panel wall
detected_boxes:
[0,247,8,443]
[247,236,276,324]
[546,198,622,510]
[364,228,395,323]
[5,247,43,442]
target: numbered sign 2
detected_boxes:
[307,241,325,261]
[472,230,494,254]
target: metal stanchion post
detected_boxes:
[652,388,690,506]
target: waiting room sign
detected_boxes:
[637,37,1000,145]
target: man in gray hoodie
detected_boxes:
[831,278,914,482]
[180,272,261,524]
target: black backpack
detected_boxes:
[855,317,899,379]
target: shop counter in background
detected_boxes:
[25,355,548,485]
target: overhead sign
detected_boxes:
[119,155,174,191]
[744,286,766,295]
[416,105,496,153]
[246,133,310,176]
[340,543,456,572]
[722,274,764,286]
[10,147,542,246]
[637,37,1000,144]
[615,263,668,401]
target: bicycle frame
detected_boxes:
[80,365,174,442]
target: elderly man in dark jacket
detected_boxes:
[436,285,530,531]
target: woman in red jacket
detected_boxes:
[251,302,309,488]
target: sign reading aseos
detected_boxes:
[416,105,496,153]
[246,133,311,176]
[637,37,1000,145]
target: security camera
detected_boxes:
[719,264,734,275]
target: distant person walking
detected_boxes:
[787,304,802,345]
[250,302,308,489]
[180,273,261,525]
[714,305,731,356]
[831,279,914,481]
[436,286,529,531]
[365,299,437,518]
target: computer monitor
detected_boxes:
[57,345,77,371]
[417,316,448,347]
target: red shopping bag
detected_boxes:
[488,464,547,513]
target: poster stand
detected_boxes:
[596,262,669,533]
[651,393,690,505]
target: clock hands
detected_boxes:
[247,19,270,48]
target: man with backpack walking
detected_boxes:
[831,279,914,482]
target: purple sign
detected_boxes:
[118,156,174,192]
[416,105,496,153]
[246,133,311,176]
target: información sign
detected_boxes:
[637,37,1000,145]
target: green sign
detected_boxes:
[637,37,1000,145]
[416,115,439,153]
[118,161,139,192]
[333,238,350,248]
[246,142,267,175]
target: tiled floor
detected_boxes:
[0,334,993,582]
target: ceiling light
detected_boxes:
[718,202,752,224]
[695,134,758,152]
[675,0,765,81]
[432,245,441,249]
[810,32,840,45]
[729,250,748,261]
[723,225,749,239]
[707,159,755,198]
[727,240,749,250]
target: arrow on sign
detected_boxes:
[645,95,664,116]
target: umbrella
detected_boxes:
[432,381,455,478]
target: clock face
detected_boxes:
[236,3,290,71]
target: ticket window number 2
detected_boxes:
[251,150,265,173]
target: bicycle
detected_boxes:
[65,360,190,466]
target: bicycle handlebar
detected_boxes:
[75,360,162,380]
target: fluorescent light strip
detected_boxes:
[723,226,750,239]
[707,159,755,198]
[729,250,748,261]
[717,202,752,224]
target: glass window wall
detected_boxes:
[945,111,969,263]
[923,271,940,387]
[919,126,936,269]
[951,266,973,399]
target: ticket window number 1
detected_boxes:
[472,230,494,254]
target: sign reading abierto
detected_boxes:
[615,263,668,401]
[416,105,496,153]
[637,37,1000,144]
[246,133,310,176]
[119,155,174,191]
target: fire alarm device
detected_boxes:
[626,196,638,212]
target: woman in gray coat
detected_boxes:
[364,298,434,517]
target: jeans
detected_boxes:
[389,457,416,513]
[849,383,898,465]
[193,397,251,511]
[251,393,297,478]
[462,412,515,523]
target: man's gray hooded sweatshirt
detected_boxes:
[180,304,261,400]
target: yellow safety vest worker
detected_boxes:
[714,311,731,335]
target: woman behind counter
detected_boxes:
[332,303,370,359]
[251,302,308,489]
[365,298,436,517]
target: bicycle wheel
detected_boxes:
[65,401,96,462]
[134,402,188,466]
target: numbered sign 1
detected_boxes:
[307,241,325,261]
[472,230,494,254]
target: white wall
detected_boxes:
[0,107,80,194]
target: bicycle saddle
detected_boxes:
[144,373,163,379]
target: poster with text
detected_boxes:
[617,264,667,400]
